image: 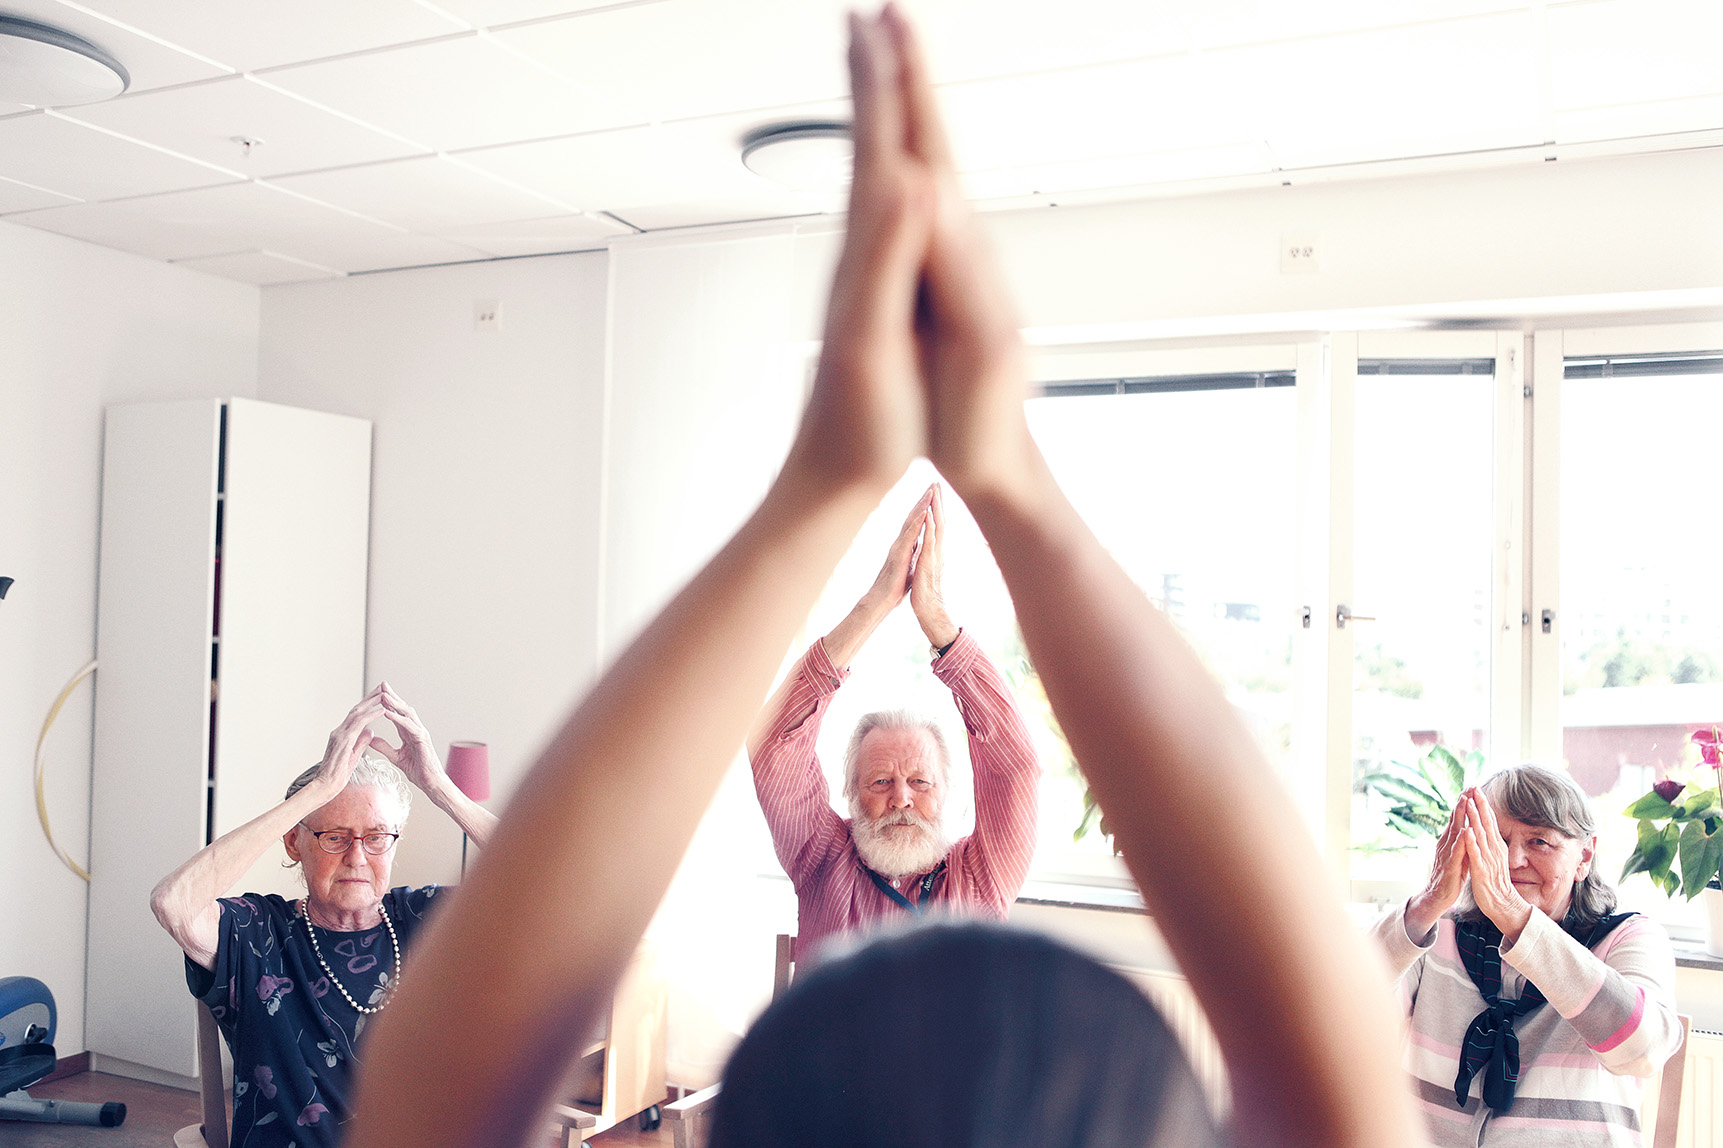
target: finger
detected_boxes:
[880,1,952,172]
[847,10,904,185]
[369,737,401,764]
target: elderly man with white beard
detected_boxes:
[747,483,1039,960]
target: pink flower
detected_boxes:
[1653,779,1685,803]
[253,1065,277,1100]
[297,1102,329,1126]
[1694,727,1721,767]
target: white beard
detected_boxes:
[849,803,950,878]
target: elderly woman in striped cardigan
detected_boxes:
[1373,763,1684,1146]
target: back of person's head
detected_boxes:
[710,923,1219,1148]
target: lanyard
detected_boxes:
[864,861,946,915]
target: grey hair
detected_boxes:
[1457,763,1616,934]
[284,754,414,827]
[842,710,950,802]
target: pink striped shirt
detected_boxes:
[750,632,1040,960]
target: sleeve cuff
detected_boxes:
[806,637,851,693]
[929,629,981,679]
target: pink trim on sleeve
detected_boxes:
[1586,984,1646,1053]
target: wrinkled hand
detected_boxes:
[910,483,957,649]
[1405,801,1469,941]
[781,7,937,496]
[312,688,386,795]
[861,484,935,614]
[368,682,444,794]
[1460,790,1534,941]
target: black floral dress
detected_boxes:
[185,887,440,1148]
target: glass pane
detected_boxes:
[1027,385,1301,878]
[1351,369,1495,883]
[1561,364,1723,933]
[807,381,1300,887]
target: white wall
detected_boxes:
[991,147,1723,332]
[258,252,609,888]
[0,220,259,1055]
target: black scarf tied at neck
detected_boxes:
[1452,911,1634,1112]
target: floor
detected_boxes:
[4,1071,673,1147]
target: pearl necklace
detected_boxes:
[298,898,401,1016]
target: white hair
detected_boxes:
[842,710,950,802]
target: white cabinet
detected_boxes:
[88,398,371,1078]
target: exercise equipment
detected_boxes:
[0,976,126,1127]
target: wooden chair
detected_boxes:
[1641,1013,1692,1148]
[172,1002,228,1148]
[663,934,796,1148]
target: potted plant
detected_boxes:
[1619,726,1723,956]
[1357,743,1485,848]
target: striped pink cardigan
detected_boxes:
[750,632,1040,960]
[1373,901,1684,1146]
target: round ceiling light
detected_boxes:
[741,120,853,192]
[0,16,129,108]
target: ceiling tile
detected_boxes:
[0,174,81,213]
[172,249,344,285]
[59,76,425,178]
[269,155,575,232]
[11,181,490,270]
[938,56,1259,176]
[1548,0,1723,111]
[67,0,466,72]
[1173,0,1535,51]
[0,111,242,200]
[1222,12,1544,169]
[457,100,849,216]
[491,0,851,127]
[611,194,838,232]
[1555,95,1723,146]
[432,1,646,28]
[433,211,634,257]
[1,0,229,95]
[262,33,615,151]
[900,0,1185,83]
[960,143,1272,202]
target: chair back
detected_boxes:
[772,934,796,1002]
[173,1002,228,1148]
[1644,1013,1691,1148]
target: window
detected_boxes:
[1553,347,1723,934]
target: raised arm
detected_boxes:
[368,681,499,848]
[346,14,935,1148]
[870,7,1422,1147]
[149,690,384,968]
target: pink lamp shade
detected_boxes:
[446,741,491,801]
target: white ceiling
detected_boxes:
[1,0,1718,285]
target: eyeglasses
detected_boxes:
[302,827,400,855]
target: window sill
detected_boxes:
[1673,942,1723,972]
[1015,880,1147,914]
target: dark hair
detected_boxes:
[710,923,1218,1148]
[1458,763,1616,934]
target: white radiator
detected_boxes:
[1670,1027,1722,1148]
[1120,967,1230,1120]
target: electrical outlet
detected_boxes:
[1280,233,1319,274]
[474,299,502,332]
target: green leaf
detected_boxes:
[1625,792,1677,819]
[1360,772,1443,808]
[1661,868,1683,897]
[1383,811,1424,838]
[1430,744,1466,795]
[1679,819,1712,899]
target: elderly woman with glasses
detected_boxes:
[150,682,496,1148]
